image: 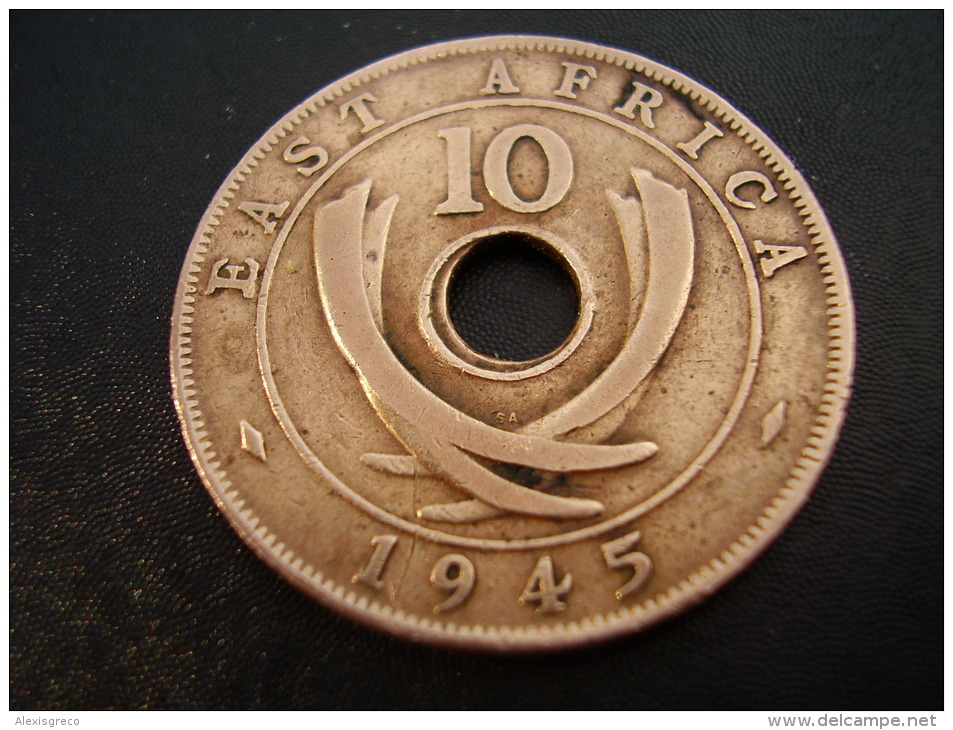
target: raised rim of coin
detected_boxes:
[170,35,854,651]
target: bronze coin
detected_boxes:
[170,35,854,650]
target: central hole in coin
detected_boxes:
[447,232,580,361]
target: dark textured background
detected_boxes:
[10,10,943,709]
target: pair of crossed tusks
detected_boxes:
[313,168,694,522]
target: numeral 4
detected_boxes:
[519,556,572,613]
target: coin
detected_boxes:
[170,35,854,651]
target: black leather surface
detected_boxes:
[11,10,942,709]
[449,234,581,360]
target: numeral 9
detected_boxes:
[430,553,476,613]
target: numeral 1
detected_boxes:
[352,534,398,590]
[435,127,484,215]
